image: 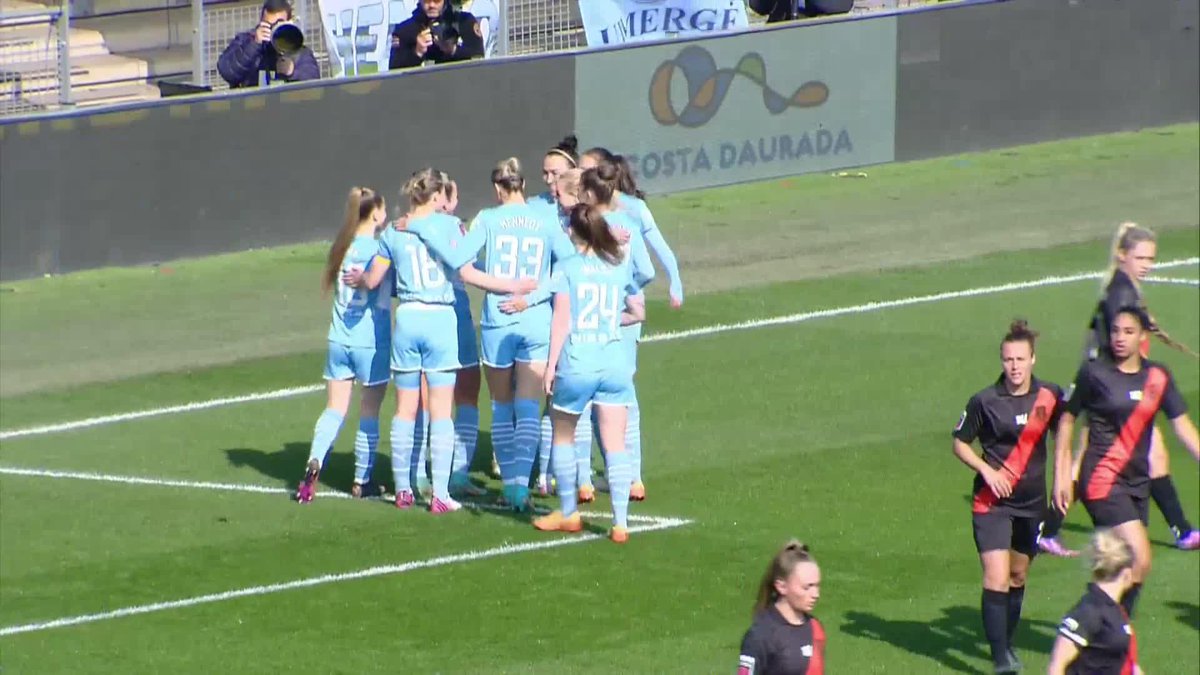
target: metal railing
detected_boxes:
[0,0,71,115]
[0,0,963,117]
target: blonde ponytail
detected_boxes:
[1088,529,1134,582]
[1100,221,1155,293]
[491,156,525,194]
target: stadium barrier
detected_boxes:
[0,0,1196,281]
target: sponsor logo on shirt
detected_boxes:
[801,644,813,657]
[737,655,755,675]
[1015,413,1029,426]
[1129,390,1143,401]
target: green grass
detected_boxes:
[1,124,1196,397]
[0,126,1198,673]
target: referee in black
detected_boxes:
[389,0,484,70]
[951,320,1065,675]
[1047,529,1141,675]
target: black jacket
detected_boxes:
[748,0,853,22]
[389,8,484,70]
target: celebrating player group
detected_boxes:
[952,222,1200,675]
[293,135,683,544]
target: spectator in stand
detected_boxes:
[389,0,484,70]
[747,0,853,23]
[218,0,319,88]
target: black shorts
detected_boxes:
[1083,492,1150,528]
[973,511,1040,557]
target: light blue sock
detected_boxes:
[307,409,345,468]
[410,409,429,490]
[628,401,642,483]
[537,412,553,480]
[513,399,541,489]
[607,450,632,529]
[354,417,379,484]
[451,404,479,484]
[575,402,593,488]
[491,401,516,486]
[429,418,454,501]
[391,416,416,493]
[552,443,577,516]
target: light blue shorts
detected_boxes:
[551,367,635,416]
[324,342,389,386]
[621,322,642,373]
[480,320,550,369]
[455,299,480,369]
[391,304,459,389]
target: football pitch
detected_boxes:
[1,125,1197,673]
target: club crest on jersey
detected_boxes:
[1015,413,1029,426]
[801,645,813,657]
[1034,405,1049,422]
[1129,390,1143,401]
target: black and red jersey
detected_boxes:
[738,607,825,675]
[1085,270,1150,361]
[954,376,1065,516]
[1057,583,1138,675]
[1067,359,1188,500]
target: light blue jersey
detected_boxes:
[556,252,639,373]
[460,203,575,328]
[527,191,558,219]
[377,213,472,306]
[329,235,392,348]
[549,250,640,415]
[617,192,683,301]
[603,209,656,293]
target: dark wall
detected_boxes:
[0,56,574,280]
[3,0,1197,281]
[895,0,1200,160]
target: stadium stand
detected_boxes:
[1,0,939,115]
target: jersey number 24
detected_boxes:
[576,282,620,333]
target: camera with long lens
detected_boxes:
[423,5,459,45]
[269,20,305,56]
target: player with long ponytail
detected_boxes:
[297,187,393,503]
[1040,222,1200,555]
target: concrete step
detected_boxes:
[11,79,159,109]
[0,52,148,96]
[73,4,193,52]
[119,44,190,80]
[0,25,110,61]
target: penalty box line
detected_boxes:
[0,515,693,638]
[0,465,688,526]
[0,257,1196,442]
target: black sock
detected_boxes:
[1120,583,1143,618]
[1150,476,1194,538]
[1042,505,1064,539]
[1006,585,1025,650]
[982,589,1009,665]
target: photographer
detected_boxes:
[218,0,319,88]
[389,0,484,70]
[747,0,853,23]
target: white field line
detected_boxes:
[1,257,1196,442]
[0,515,693,638]
[1145,276,1200,287]
[0,466,677,524]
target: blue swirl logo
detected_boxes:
[649,45,829,128]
